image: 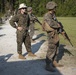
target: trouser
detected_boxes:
[16,30,31,54]
[46,31,59,65]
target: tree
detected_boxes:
[0,0,76,16]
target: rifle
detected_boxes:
[31,14,42,25]
[58,22,73,47]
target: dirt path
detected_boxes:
[0,20,76,75]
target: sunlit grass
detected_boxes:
[35,17,76,47]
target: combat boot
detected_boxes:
[28,52,36,57]
[19,54,26,59]
[45,64,55,72]
[53,61,63,67]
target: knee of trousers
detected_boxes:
[46,49,56,60]
[48,43,56,50]
[47,44,57,60]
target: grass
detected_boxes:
[35,17,76,47]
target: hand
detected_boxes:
[58,23,61,28]
[17,27,23,31]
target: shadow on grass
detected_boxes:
[57,44,74,62]
[0,54,63,75]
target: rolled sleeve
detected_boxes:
[9,15,19,28]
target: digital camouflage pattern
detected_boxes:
[27,7,32,12]
[28,13,35,39]
[43,12,59,64]
[46,1,57,10]
[9,13,32,54]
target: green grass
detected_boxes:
[57,17,76,47]
[35,17,76,47]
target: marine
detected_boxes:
[27,7,36,42]
[9,3,36,59]
[42,1,63,72]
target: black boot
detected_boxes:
[45,57,55,72]
[45,64,55,72]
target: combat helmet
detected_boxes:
[27,7,32,12]
[46,1,57,10]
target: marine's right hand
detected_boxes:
[17,27,23,31]
[57,23,61,28]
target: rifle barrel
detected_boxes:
[69,40,73,47]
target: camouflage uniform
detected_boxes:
[44,12,59,65]
[28,13,35,39]
[27,7,37,41]
[9,13,32,54]
[43,1,61,67]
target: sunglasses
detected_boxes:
[22,8,27,9]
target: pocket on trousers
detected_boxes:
[53,34,59,44]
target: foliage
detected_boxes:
[0,0,76,17]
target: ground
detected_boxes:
[0,20,76,75]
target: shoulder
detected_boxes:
[10,14,19,22]
[13,14,19,18]
[43,12,52,19]
[44,12,51,16]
